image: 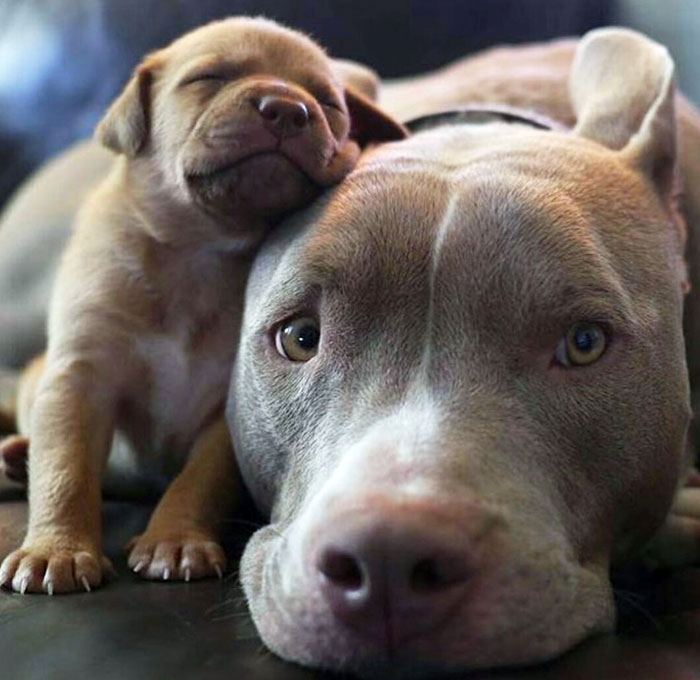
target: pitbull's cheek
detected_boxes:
[596,380,686,552]
[228,368,287,516]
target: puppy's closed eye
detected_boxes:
[179,70,235,87]
[178,56,262,89]
[317,93,343,111]
[319,98,343,112]
[304,81,344,112]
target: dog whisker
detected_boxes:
[613,588,661,631]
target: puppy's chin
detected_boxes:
[187,152,321,224]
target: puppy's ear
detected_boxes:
[345,85,408,147]
[570,27,676,197]
[332,58,380,101]
[95,55,161,157]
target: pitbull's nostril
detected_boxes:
[411,558,442,591]
[318,550,364,590]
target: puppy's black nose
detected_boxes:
[256,95,309,138]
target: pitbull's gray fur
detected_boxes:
[227,28,700,677]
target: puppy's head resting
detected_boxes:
[228,28,691,678]
[95,16,406,234]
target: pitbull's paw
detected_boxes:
[644,477,700,568]
[127,532,226,582]
[0,538,113,594]
[0,435,28,484]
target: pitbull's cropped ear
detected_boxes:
[570,27,676,195]
[95,54,161,157]
[345,86,408,147]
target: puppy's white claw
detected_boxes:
[45,580,54,596]
[132,561,144,574]
[184,568,191,583]
[81,576,91,593]
[214,565,223,580]
[19,577,28,595]
[162,568,170,581]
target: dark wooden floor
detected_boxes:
[0,496,699,680]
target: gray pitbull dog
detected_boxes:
[1,26,700,678]
[228,28,700,677]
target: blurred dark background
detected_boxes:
[0,0,697,212]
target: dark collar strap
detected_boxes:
[404,105,567,134]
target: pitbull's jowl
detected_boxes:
[228,29,700,677]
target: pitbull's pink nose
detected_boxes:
[256,95,309,138]
[314,508,473,641]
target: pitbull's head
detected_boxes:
[227,29,691,677]
[95,17,405,239]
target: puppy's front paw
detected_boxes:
[0,538,113,594]
[128,531,226,582]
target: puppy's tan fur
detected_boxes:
[0,16,405,594]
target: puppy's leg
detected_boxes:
[128,415,239,582]
[643,470,700,567]
[0,358,114,594]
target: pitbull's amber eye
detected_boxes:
[555,322,607,367]
[276,317,320,362]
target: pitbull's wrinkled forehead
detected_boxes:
[283,124,669,332]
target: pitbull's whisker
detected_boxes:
[613,589,661,631]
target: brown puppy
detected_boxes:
[0,16,405,594]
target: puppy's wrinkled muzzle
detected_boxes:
[183,80,355,211]
[244,84,358,188]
